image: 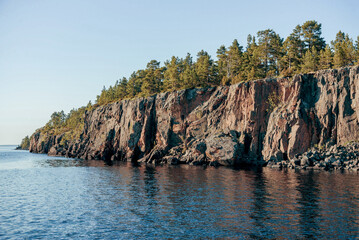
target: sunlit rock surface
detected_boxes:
[30,66,359,168]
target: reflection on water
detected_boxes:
[296,171,321,239]
[35,158,106,168]
[0,146,358,239]
[248,169,274,239]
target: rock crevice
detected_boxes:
[30,66,359,167]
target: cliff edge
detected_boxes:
[30,66,359,167]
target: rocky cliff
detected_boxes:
[30,66,359,167]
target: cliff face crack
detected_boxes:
[29,66,359,166]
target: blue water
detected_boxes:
[0,145,358,239]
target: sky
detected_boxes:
[0,0,358,145]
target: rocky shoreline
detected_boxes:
[268,142,359,171]
[29,66,359,171]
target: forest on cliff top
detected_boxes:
[24,20,359,145]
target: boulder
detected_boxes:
[205,134,241,166]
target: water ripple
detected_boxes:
[0,146,358,239]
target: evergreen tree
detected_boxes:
[141,60,163,97]
[318,45,333,69]
[195,50,217,87]
[96,86,107,105]
[86,20,359,110]
[45,111,66,131]
[227,39,243,83]
[332,31,356,68]
[163,56,182,91]
[107,86,115,101]
[114,77,128,100]
[39,20,359,146]
[257,29,283,77]
[301,20,326,52]
[280,25,304,75]
[180,53,197,89]
[216,45,229,85]
[18,136,30,150]
[86,101,93,111]
[126,71,144,98]
[301,46,319,73]
[243,34,263,80]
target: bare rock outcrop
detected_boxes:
[263,66,359,162]
[30,66,359,168]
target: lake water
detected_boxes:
[0,145,358,239]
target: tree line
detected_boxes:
[37,104,92,145]
[32,20,359,144]
[96,20,359,105]
[16,135,30,150]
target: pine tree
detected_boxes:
[48,111,66,128]
[247,67,256,81]
[126,71,144,98]
[19,136,30,150]
[86,101,93,111]
[88,20,359,109]
[301,46,319,73]
[180,53,198,89]
[115,77,128,100]
[318,45,333,70]
[301,20,325,52]
[163,56,182,92]
[257,29,283,77]
[280,25,304,75]
[243,35,263,80]
[141,60,163,97]
[227,39,243,83]
[195,50,216,87]
[216,45,229,85]
[332,31,356,68]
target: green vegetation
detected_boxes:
[32,20,359,145]
[95,20,359,105]
[267,92,282,113]
[17,136,30,150]
[39,103,92,144]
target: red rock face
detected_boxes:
[263,66,359,161]
[29,66,359,166]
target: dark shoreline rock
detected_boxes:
[15,145,29,150]
[267,142,359,171]
[29,66,359,171]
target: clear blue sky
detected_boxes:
[0,0,358,145]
